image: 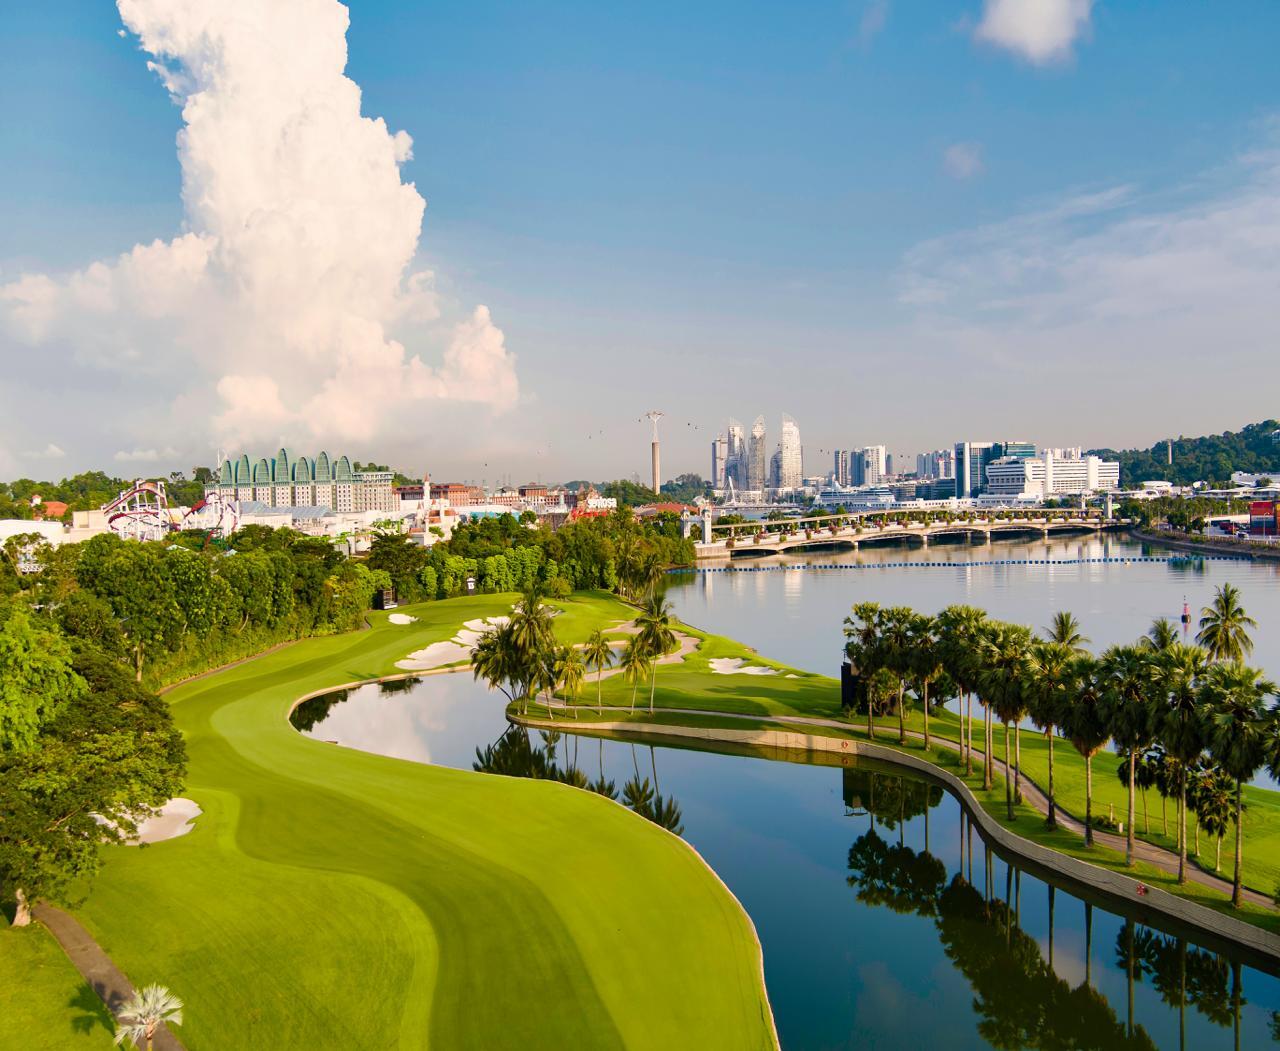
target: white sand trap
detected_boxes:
[396,615,512,671]
[709,657,779,676]
[388,613,417,625]
[132,798,202,844]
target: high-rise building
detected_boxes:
[748,416,767,492]
[885,453,896,479]
[954,442,997,498]
[985,451,1120,498]
[916,448,956,480]
[711,433,728,488]
[725,419,746,488]
[769,448,782,490]
[778,414,803,489]
[851,445,885,487]
[833,450,850,487]
[211,448,396,513]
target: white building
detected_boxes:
[777,414,803,490]
[710,433,728,488]
[985,451,1120,499]
[210,449,396,514]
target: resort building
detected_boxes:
[209,449,397,514]
[984,451,1120,499]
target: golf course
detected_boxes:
[6,592,776,1050]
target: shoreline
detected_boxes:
[510,708,1280,972]
[1129,526,1280,561]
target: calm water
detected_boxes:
[295,534,1280,1049]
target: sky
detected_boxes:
[2,0,1280,486]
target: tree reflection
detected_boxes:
[847,829,946,917]
[474,727,684,836]
[290,687,350,733]
[842,768,943,846]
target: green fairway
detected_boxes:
[41,593,774,1051]
[0,925,114,1049]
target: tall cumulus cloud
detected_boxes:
[0,0,518,456]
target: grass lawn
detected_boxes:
[20,593,774,1051]
[0,925,115,1049]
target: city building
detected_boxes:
[954,442,997,499]
[777,414,803,490]
[851,445,885,487]
[833,449,850,487]
[210,449,396,513]
[710,433,728,488]
[725,419,746,489]
[748,416,767,492]
[916,449,955,480]
[984,451,1120,499]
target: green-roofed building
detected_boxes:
[207,451,396,514]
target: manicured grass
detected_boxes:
[0,925,115,1049]
[35,594,774,1051]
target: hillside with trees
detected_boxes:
[1089,419,1280,487]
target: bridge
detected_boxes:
[691,508,1124,560]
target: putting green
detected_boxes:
[56,593,775,1050]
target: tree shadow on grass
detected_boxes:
[69,982,115,1038]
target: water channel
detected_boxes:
[294,533,1280,1049]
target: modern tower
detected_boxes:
[748,416,767,492]
[644,411,664,495]
[778,414,802,490]
[726,418,746,488]
[711,433,728,488]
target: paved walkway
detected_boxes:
[33,902,186,1051]
[547,700,1273,909]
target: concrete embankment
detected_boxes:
[512,711,1280,973]
[1130,527,1280,562]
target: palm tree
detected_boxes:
[554,645,586,718]
[1024,640,1076,828]
[844,602,884,739]
[582,629,614,714]
[1044,611,1089,653]
[1197,583,1257,662]
[936,605,987,778]
[1195,769,1237,873]
[880,606,916,745]
[1154,642,1208,883]
[1060,655,1108,846]
[635,592,678,715]
[472,623,524,711]
[908,613,943,751]
[1099,644,1159,866]
[620,637,648,713]
[1143,617,1180,652]
[113,984,183,1051]
[1200,661,1277,907]
[979,622,1033,820]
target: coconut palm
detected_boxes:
[635,592,678,715]
[1143,617,1180,652]
[978,622,1033,819]
[844,602,885,739]
[1098,644,1159,866]
[1153,642,1209,883]
[554,645,586,718]
[1195,768,1237,873]
[1196,583,1257,663]
[1024,640,1076,828]
[113,984,183,1051]
[908,613,944,751]
[879,606,916,745]
[620,636,649,713]
[936,605,987,778]
[1043,611,1089,653]
[1060,655,1108,846]
[472,623,525,711]
[582,629,614,714]
[1200,661,1277,907]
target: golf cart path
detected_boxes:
[33,901,186,1050]
[542,700,1272,909]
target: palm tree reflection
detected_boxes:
[474,727,684,836]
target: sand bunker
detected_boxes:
[388,613,417,625]
[131,798,202,845]
[708,657,779,676]
[397,616,510,671]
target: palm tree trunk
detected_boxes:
[1178,770,1187,884]
[1216,833,1222,871]
[1141,787,1148,833]
[1126,748,1137,867]
[965,693,973,776]
[597,671,603,715]
[648,662,657,715]
[897,682,906,744]
[1084,901,1093,986]
[1084,754,1094,847]
[1232,779,1243,908]
[1004,722,1014,820]
[922,680,930,750]
[982,702,992,791]
[867,691,874,740]
[1162,792,1168,837]
[1046,729,1056,827]
[1014,724,1022,804]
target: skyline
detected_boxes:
[4,1,1280,480]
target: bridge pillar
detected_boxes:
[920,535,928,547]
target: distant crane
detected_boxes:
[644,410,664,496]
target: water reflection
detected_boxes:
[473,727,685,835]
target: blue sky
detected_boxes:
[2,1,1279,483]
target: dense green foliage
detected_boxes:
[1090,420,1280,487]
[600,478,660,505]
[0,469,214,520]
[368,508,694,604]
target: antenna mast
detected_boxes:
[644,410,665,496]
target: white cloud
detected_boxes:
[895,133,1280,395]
[0,0,518,459]
[943,142,984,180]
[974,0,1093,65]
[114,447,179,463]
[22,443,66,461]
[858,1,889,48]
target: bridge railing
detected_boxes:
[705,507,1110,543]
